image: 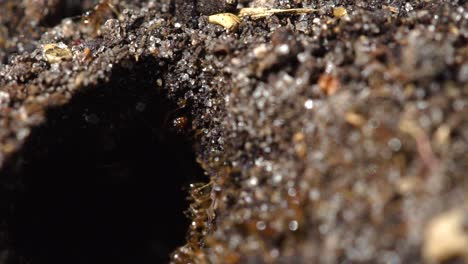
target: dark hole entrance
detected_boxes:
[2,59,202,264]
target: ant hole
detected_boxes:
[1,58,205,264]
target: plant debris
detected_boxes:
[208,13,241,31]
[42,43,73,64]
[423,208,468,263]
[239,7,320,19]
[332,6,347,18]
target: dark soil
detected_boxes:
[0,0,467,263]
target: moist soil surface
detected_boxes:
[0,0,467,264]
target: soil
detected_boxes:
[0,0,467,263]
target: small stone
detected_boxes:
[405,3,414,12]
[387,138,402,152]
[304,99,314,109]
[253,44,268,58]
[289,220,299,231]
[256,221,266,231]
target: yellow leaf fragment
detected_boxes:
[434,124,451,147]
[345,112,366,127]
[333,6,347,18]
[383,5,399,13]
[423,209,468,262]
[42,43,72,64]
[239,7,319,19]
[208,13,241,31]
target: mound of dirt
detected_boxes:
[0,0,467,263]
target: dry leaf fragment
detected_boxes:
[333,6,347,18]
[383,5,399,13]
[345,112,366,127]
[239,7,319,19]
[423,209,468,262]
[42,43,72,63]
[208,13,241,31]
[208,8,320,30]
[434,124,451,147]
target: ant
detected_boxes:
[81,0,120,36]
[170,181,213,263]
[163,98,193,135]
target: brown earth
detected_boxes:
[0,0,467,263]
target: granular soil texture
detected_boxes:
[0,0,467,263]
